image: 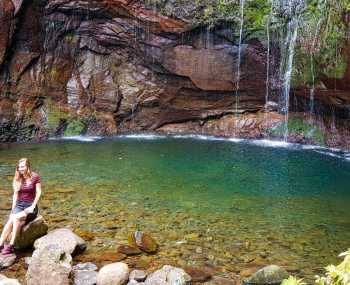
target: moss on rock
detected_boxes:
[268,117,326,144]
[64,119,86,136]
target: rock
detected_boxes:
[185,267,212,282]
[128,231,158,254]
[24,257,31,269]
[127,281,141,285]
[240,267,263,279]
[129,270,147,282]
[0,277,22,285]
[117,245,141,256]
[73,271,98,285]
[26,244,72,285]
[145,265,191,285]
[0,253,16,269]
[15,215,48,250]
[74,230,95,241]
[34,228,86,256]
[244,265,289,285]
[96,262,129,285]
[75,251,126,267]
[73,262,98,285]
[73,262,98,272]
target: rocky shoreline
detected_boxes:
[0,216,301,285]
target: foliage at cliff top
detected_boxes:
[143,0,271,31]
[294,0,349,84]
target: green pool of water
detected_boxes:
[1,136,349,279]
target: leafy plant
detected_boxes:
[281,276,307,285]
[64,119,86,136]
[315,249,350,285]
[281,249,350,285]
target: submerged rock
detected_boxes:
[145,265,191,285]
[185,266,212,282]
[15,215,48,250]
[117,245,141,256]
[96,262,129,285]
[244,265,289,285]
[26,244,72,285]
[34,228,86,256]
[128,231,158,254]
[211,275,239,285]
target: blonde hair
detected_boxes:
[13,158,32,192]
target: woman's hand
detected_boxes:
[24,206,35,214]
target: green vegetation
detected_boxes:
[282,276,307,285]
[268,118,325,144]
[315,249,350,285]
[283,249,350,285]
[193,0,272,34]
[46,98,69,133]
[45,98,87,136]
[64,119,86,136]
[293,0,349,85]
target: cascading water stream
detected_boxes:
[265,17,271,110]
[278,0,300,141]
[234,0,245,135]
[264,0,274,129]
[309,18,322,119]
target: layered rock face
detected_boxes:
[0,0,349,147]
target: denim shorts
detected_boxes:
[11,200,38,224]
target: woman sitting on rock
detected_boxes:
[0,158,42,255]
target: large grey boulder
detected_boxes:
[15,215,48,250]
[34,228,86,256]
[244,265,289,285]
[96,262,129,285]
[26,244,72,285]
[145,265,191,285]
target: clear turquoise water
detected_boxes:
[0,136,349,280]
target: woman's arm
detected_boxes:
[25,183,41,213]
[31,183,41,209]
[12,179,19,210]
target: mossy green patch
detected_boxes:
[46,98,69,133]
[268,118,326,144]
[64,119,86,136]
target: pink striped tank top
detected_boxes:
[18,173,41,202]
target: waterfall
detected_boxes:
[277,0,302,141]
[265,0,274,112]
[282,18,298,141]
[309,18,322,119]
[265,18,270,110]
[234,0,245,135]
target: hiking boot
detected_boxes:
[1,244,14,255]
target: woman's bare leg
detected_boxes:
[0,218,14,246]
[9,212,26,246]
